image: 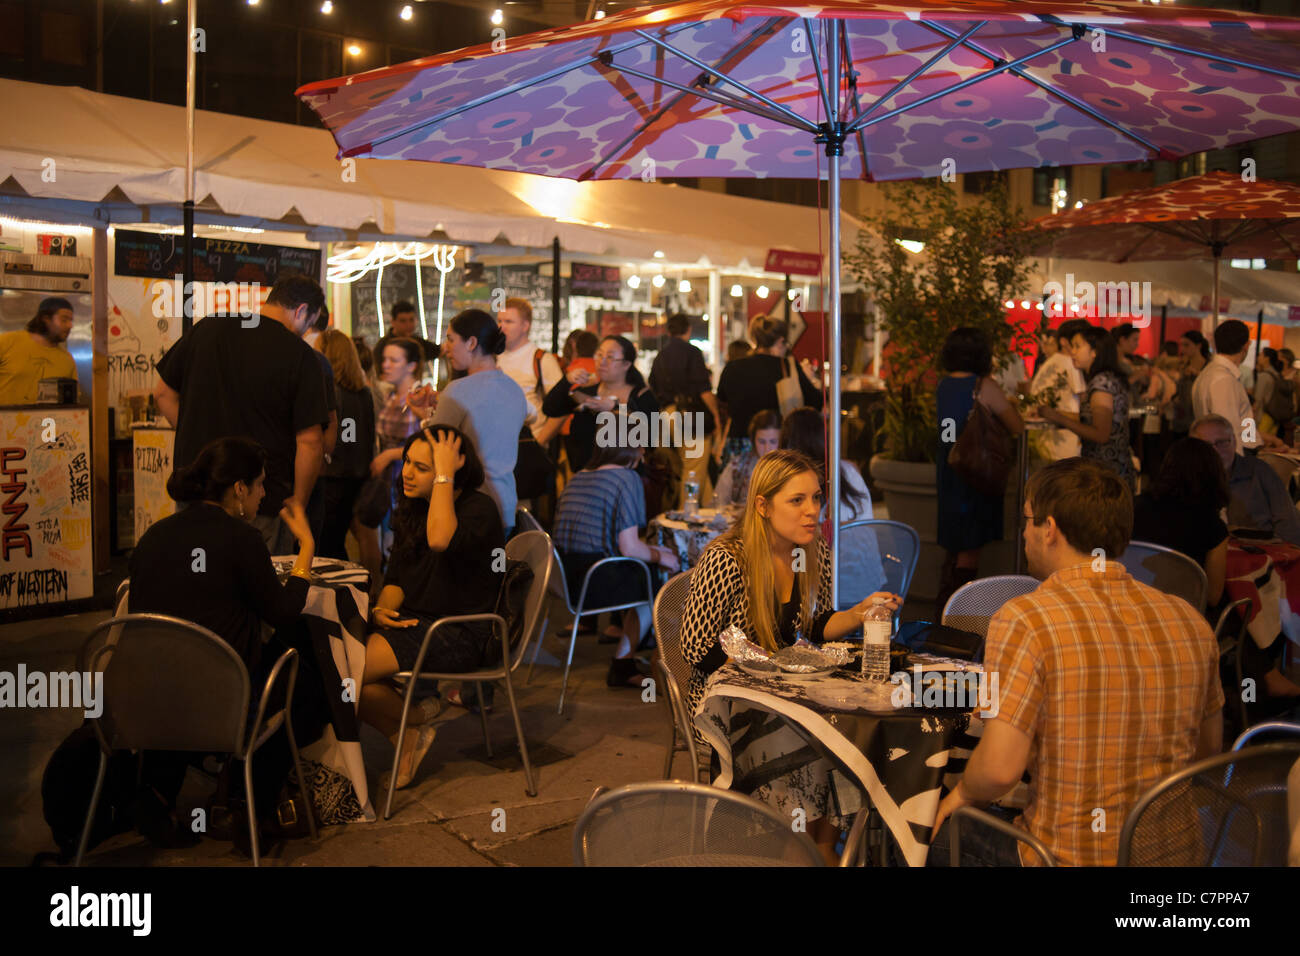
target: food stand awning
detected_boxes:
[0,77,855,267]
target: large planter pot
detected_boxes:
[869,455,940,600]
[868,455,1022,602]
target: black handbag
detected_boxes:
[514,426,556,500]
[353,474,391,528]
[947,378,1013,497]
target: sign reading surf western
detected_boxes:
[0,408,93,609]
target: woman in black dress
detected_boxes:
[935,328,1024,610]
[358,425,505,788]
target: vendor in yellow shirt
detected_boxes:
[0,296,78,405]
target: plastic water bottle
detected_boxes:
[684,469,700,516]
[861,597,892,682]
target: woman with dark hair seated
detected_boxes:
[542,334,660,474]
[713,409,781,508]
[1132,436,1229,611]
[553,442,680,687]
[357,424,505,789]
[128,436,316,847]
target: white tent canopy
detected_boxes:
[1031,257,1300,325]
[0,78,856,268]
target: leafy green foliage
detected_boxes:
[847,179,1036,462]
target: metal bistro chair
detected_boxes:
[950,806,1058,867]
[651,570,708,782]
[76,613,316,867]
[838,519,920,613]
[941,575,1039,640]
[1233,721,1300,750]
[1213,598,1253,737]
[1118,540,1208,615]
[1117,741,1300,866]
[572,781,825,866]
[525,541,655,714]
[383,530,552,818]
[514,506,545,535]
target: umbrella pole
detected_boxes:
[825,20,844,610]
[182,0,196,335]
[552,237,561,354]
[1212,249,1221,330]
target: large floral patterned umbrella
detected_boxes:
[298,0,1300,604]
[1030,170,1300,323]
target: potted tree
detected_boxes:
[846,178,1035,597]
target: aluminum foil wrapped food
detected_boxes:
[719,625,770,662]
[772,644,849,672]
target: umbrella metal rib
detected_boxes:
[1098,26,1300,82]
[917,21,1167,158]
[849,21,988,128]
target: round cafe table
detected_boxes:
[270,555,375,823]
[648,507,732,572]
[695,658,1009,867]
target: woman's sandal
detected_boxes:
[387,723,438,790]
[606,657,644,688]
[446,687,493,715]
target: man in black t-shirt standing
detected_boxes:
[153,274,330,554]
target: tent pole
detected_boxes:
[1211,249,1221,330]
[552,237,561,354]
[1255,307,1265,358]
[182,0,196,335]
[1158,304,1167,350]
[826,19,843,610]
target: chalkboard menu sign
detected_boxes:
[114,229,320,284]
[570,262,622,299]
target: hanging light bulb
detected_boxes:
[491,8,504,26]
[756,285,770,298]
[400,4,413,21]
[652,274,666,288]
[320,1,333,13]
[729,284,743,297]
[678,279,691,293]
[627,275,641,289]
[1004,300,1016,309]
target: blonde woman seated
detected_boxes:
[680,449,901,863]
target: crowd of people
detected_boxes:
[75,273,1295,865]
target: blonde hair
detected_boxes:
[714,449,824,653]
[316,328,366,391]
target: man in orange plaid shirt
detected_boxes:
[930,458,1224,866]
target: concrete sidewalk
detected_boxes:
[0,595,689,867]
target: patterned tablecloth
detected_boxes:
[695,660,993,867]
[271,556,375,823]
[1225,537,1300,648]
[649,509,732,571]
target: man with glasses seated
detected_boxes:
[1191,414,1300,546]
[929,458,1222,866]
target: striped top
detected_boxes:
[986,562,1223,867]
[554,467,645,556]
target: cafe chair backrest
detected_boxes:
[1117,540,1207,615]
[1117,742,1300,866]
[839,519,919,607]
[81,613,250,754]
[572,781,825,867]
[503,530,553,668]
[653,570,695,701]
[941,575,1039,638]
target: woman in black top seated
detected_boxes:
[1132,436,1228,611]
[130,436,315,674]
[128,436,316,845]
[359,424,505,788]
[679,449,899,863]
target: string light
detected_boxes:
[756,285,770,298]
[627,275,641,289]
[400,4,412,21]
[678,279,691,293]
[730,284,742,297]
[321,1,333,12]
[652,274,665,288]
[491,8,503,25]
